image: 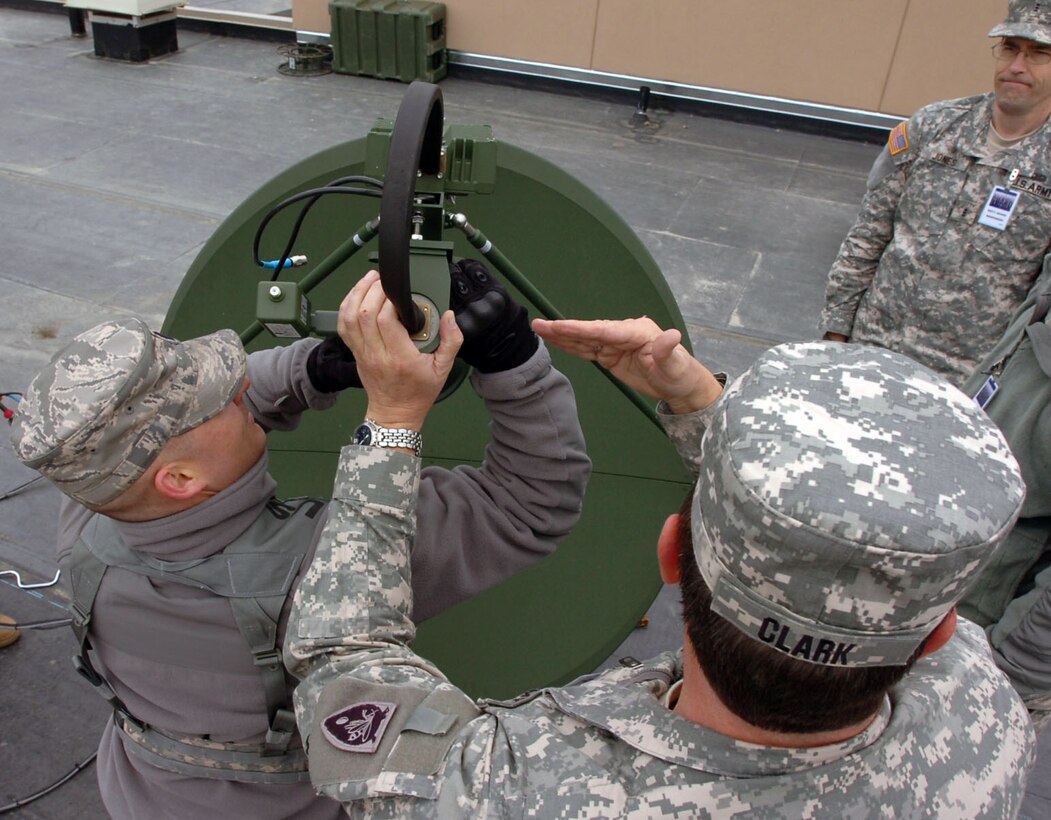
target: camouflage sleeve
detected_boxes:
[819,145,909,337]
[284,444,421,681]
[656,395,724,478]
[284,445,500,814]
[244,338,338,432]
[932,619,1037,807]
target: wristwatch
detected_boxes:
[351,418,422,458]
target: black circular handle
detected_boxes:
[379,81,444,334]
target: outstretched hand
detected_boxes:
[338,270,463,429]
[532,317,722,414]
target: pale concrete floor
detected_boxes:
[0,6,1046,816]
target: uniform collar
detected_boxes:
[548,651,891,777]
[960,94,1051,159]
[112,453,276,560]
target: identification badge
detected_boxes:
[978,186,1020,230]
[972,375,1000,409]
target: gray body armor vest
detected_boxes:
[68,496,324,784]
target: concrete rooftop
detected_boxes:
[0,6,1047,816]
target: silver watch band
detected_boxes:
[356,418,423,457]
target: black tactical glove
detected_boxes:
[306,336,362,393]
[449,259,539,373]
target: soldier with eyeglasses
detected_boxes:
[820,0,1051,388]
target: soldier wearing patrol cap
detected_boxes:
[821,0,1051,387]
[9,263,590,820]
[286,299,1035,819]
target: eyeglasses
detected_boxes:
[992,41,1051,65]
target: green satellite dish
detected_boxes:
[163,82,692,699]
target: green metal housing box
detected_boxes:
[329,0,446,83]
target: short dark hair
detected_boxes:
[677,487,921,734]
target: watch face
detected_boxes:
[351,424,373,447]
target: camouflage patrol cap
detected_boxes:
[11,318,246,507]
[989,0,1051,46]
[692,342,1024,668]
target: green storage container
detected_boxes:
[329,0,446,83]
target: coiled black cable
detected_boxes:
[252,175,383,280]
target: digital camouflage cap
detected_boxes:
[11,318,246,507]
[692,342,1025,668]
[989,0,1051,46]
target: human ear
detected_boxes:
[917,608,958,658]
[153,461,208,501]
[657,514,683,584]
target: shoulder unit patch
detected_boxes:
[322,701,397,753]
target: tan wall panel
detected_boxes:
[291,0,1017,120]
[444,0,598,67]
[881,0,1005,115]
[293,0,328,36]
[591,0,908,111]
[294,0,599,67]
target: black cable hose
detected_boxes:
[252,175,383,280]
[0,602,89,814]
[0,616,72,630]
[0,475,44,502]
[269,186,381,280]
[326,175,383,189]
[252,186,383,278]
[0,752,97,814]
[267,175,384,276]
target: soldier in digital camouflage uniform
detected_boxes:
[285,285,1035,819]
[960,254,1051,729]
[821,0,1051,387]
[9,263,590,820]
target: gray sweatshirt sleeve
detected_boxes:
[243,338,339,432]
[409,341,591,621]
[988,569,1051,714]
